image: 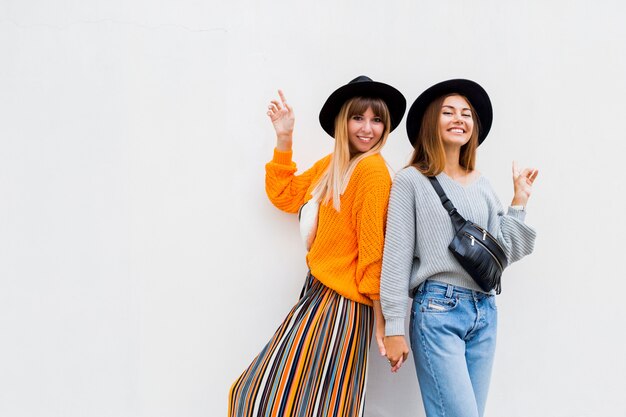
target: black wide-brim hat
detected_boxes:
[406,79,493,147]
[319,75,406,138]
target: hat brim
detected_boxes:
[406,79,493,147]
[319,80,406,138]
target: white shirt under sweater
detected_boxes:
[380,167,537,336]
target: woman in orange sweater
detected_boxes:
[228,76,406,417]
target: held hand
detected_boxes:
[384,335,410,373]
[511,161,539,207]
[267,89,295,140]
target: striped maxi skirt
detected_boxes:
[228,274,373,417]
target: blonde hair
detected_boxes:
[408,93,480,175]
[312,97,391,211]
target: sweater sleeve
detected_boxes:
[380,170,416,336]
[497,205,537,264]
[354,161,391,301]
[265,149,323,214]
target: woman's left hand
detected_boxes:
[511,161,539,207]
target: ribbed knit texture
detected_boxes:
[265,148,391,305]
[380,167,537,336]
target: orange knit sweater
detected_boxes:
[265,148,391,306]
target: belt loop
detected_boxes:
[418,281,426,294]
[445,284,454,298]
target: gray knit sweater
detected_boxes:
[380,167,537,336]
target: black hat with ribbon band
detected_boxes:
[406,79,493,147]
[319,75,406,138]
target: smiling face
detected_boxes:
[438,95,474,149]
[347,106,385,154]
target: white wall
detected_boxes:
[1,1,625,416]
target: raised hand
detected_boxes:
[511,161,539,207]
[267,90,295,142]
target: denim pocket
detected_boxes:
[421,295,459,313]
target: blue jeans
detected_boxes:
[409,280,498,417]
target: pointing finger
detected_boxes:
[278,90,293,113]
[278,89,287,105]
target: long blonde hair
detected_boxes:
[408,93,480,175]
[312,97,391,211]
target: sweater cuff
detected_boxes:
[385,317,405,336]
[272,148,293,165]
[507,206,527,222]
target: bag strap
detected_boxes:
[427,176,467,232]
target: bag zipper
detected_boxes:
[463,232,503,271]
[471,223,506,254]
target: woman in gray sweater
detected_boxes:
[380,79,538,417]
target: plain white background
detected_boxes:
[1,1,625,416]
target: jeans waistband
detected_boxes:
[414,280,491,300]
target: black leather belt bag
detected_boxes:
[428,176,508,294]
